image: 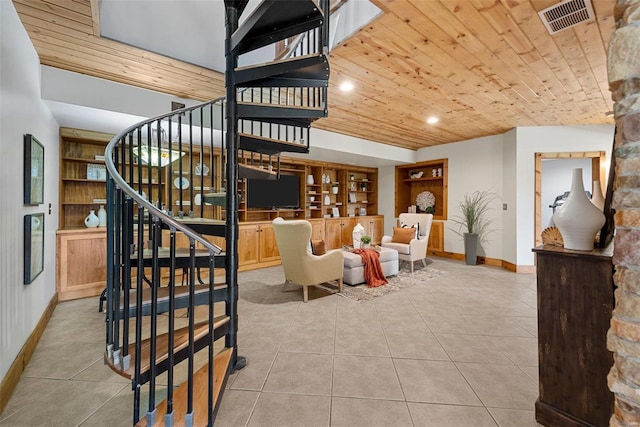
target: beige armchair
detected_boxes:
[272,218,343,302]
[381,213,433,272]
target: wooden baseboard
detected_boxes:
[429,251,533,273]
[0,293,58,414]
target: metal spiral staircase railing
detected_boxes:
[102,0,330,425]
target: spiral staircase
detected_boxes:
[102,1,329,425]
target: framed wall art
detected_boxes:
[24,134,44,205]
[24,213,45,284]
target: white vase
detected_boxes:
[324,195,330,205]
[98,205,107,227]
[591,180,605,211]
[332,186,339,194]
[84,210,100,228]
[553,168,605,251]
[306,175,314,185]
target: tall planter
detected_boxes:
[553,168,605,251]
[464,233,479,265]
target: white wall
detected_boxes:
[515,125,614,266]
[0,2,60,380]
[502,129,518,265]
[416,134,505,259]
[378,166,396,235]
[541,158,593,228]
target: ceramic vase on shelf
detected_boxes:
[324,195,331,205]
[553,168,605,251]
[307,174,314,185]
[98,205,107,227]
[332,186,339,195]
[591,180,605,211]
[84,210,100,228]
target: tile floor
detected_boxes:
[1,258,543,426]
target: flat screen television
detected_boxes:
[246,174,300,209]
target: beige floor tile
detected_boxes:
[334,328,390,356]
[279,324,335,354]
[407,402,498,427]
[435,334,513,365]
[487,407,542,426]
[423,314,533,337]
[72,358,130,383]
[22,340,104,380]
[331,397,413,427]
[394,359,481,406]
[519,365,539,385]
[456,362,538,410]
[228,348,278,391]
[486,336,538,366]
[384,330,450,360]
[50,296,105,319]
[247,392,331,427]
[40,316,105,343]
[263,352,333,395]
[332,355,404,400]
[0,380,126,427]
[0,378,62,422]
[214,390,260,427]
[377,310,430,332]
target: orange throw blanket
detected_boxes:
[353,249,388,288]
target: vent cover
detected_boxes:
[538,0,595,34]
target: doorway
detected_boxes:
[534,151,606,247]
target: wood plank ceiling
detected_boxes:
[13,0,615,150]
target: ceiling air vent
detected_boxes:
[538,0,595,35]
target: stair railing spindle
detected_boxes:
[146,217,161,426]
[165,229,177,425]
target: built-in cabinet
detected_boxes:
[57,128,383,295]
[395,159,448,220]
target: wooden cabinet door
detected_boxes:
[258,224,280,263]
[427,220,444,252]
[238,224,259,266]
[324,219,343,249]
[368,216,384,245]
[308,219,325,242]
[340,217,358,247]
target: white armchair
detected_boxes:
[381,213,433,272]
[272,218,343,302]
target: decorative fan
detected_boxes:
[541,226,564,246]
[416,191,435,211]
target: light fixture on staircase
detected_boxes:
[132,126,185,167]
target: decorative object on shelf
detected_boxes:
[359,208,367,216]
[410,171,424,179]
[553,168,605,251]
[194,194,202,206]
[591,180,605,211]
[450,190,498,265]
[350,174,355,180]
[24,134,44,205]
[174,176,190,190]
[324,194,331,205]
[350,181,356,190]
[132,126,186,167]
[352,222,365,247]
[307,174,315,185]
[98,205,107,227]
[87,163,106,181]
[541,226,564,246]
[349,193,357,203]
[432,169,437,177]
[24,213,44,284]
[321,173,327,184]
[360,182,366,190]
[84,210,100,228]
[332,207,340,217]
[332,186,339,195]
[438,168,443,177]
[416,191,435,212]
[309,196,315,202]
[195,163,209,176]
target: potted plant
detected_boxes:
[360,234,372,249]
[450,190,497,265]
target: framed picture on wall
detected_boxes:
[24,134,44,205]
[24,213,45,284]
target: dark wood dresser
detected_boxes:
[533,244,615,427]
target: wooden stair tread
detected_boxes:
[106,316,229,379]
[135,347,233,427]
[120,284,226,310]
[238,133,309,155]
[238,164,278,180]
[237,101,325,111]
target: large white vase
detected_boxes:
[553,168,605,251]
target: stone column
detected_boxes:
[607,1,640,426]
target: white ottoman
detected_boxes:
[342,247,399,285]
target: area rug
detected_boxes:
[324,265,445,303]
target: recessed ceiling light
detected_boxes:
[340,81,354,92]
[427,116,439,125]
